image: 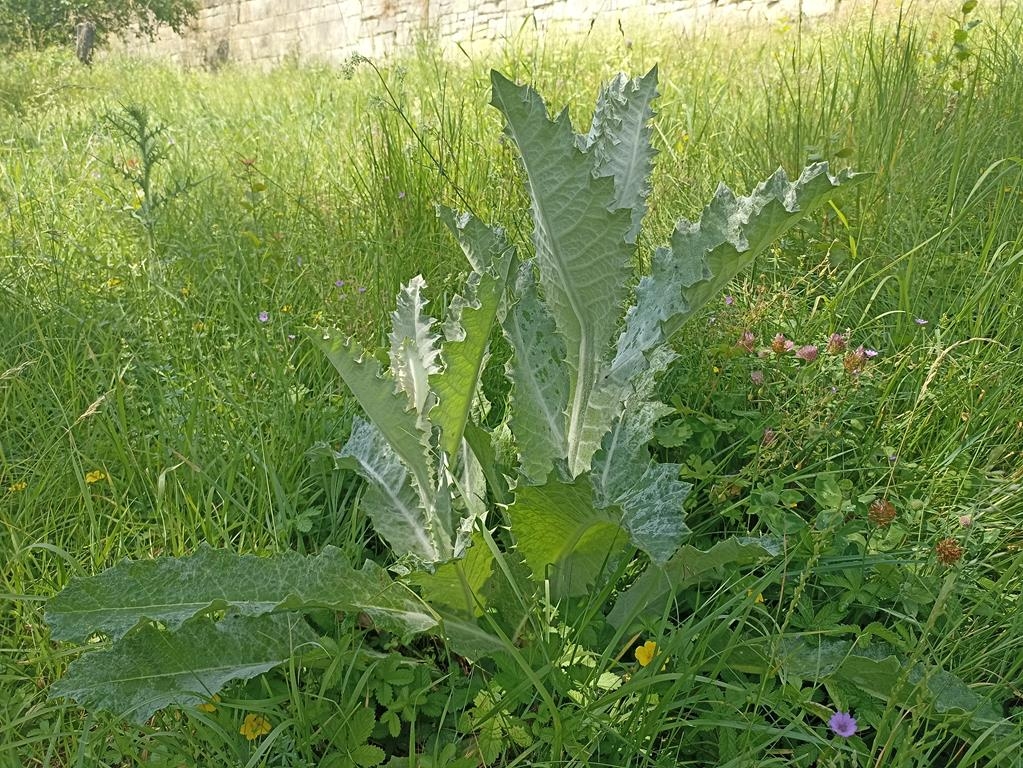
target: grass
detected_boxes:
[2,2,1023,765]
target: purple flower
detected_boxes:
[829,711,857,738]
[771,333,794,355]
[826,332,847,354]
[737,331,756,353]
[335,279,345,288]
[750,370,765,386]
[915,318,928,325]
[258,311,270,323]
[864,348,879,358]
[795,344,819,362]
[357,286,367,294]
[724,295,735,306]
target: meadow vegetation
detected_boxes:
[2,2,1023,765]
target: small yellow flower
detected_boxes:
[180,285,191,298]
[105,277,122,288]
[635,640,657,667]
[196,693,220,713]
[280,304,292,313]
[193,321,206,332]
[85,470,106,485]
[240,713,272,740]
[8,481,27,492]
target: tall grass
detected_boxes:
[2,3,1022,765]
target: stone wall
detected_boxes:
[123,0,857,68]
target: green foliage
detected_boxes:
[11,9,1023,763]
[42,66,862,732]
[0,0,198,52]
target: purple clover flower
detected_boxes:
[357,286,367,294]
[826,332,847,354]
[915,318,928,325]
[795,344,819,362]
[335,279,345,288]
[737,331,756,353]
[864,348,879,358]
[829,711,857,738]
[258,311,270,323]
[750,370,765,386]
[771,333,794,355]
[724,295,735,306]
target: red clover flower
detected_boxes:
[737,331,756,353]
[771,333,794,355]
[795,344,818,362]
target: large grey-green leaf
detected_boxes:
[339,418,452,563]
[305,329,435,507]
[389,275,442,427]
[46,545,438,643]
[432,208,517,459]
[508,475,628,598]
[591,350,689,563]
[492,71,635,477]
[608,536,781,629]
[504,262,569,484]
[50,613,317,723]
[612,164,865,382]
[579,66,658,244]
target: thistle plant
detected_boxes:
[44,68,863,723]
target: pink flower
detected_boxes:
[737,331,756,353]
[771,333,794,355]
[258,311,270,323]
[794,344,818,362]
[750,370,765,386]
[826,333,846,354]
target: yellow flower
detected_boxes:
[280,304,292,313]
[85,470,106,485]
[240,713,272,740]
[196,694,220,713]
[635,640,657,667]
[8,481,27,492]
[105,277,122,288]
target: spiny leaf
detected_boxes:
[503,262,569,484]
[612,163,866,383]
[492,70,635,478]
[339,418,452,563]
[432,208,517,459]
[304,329,435,506]
[46,544,438,643]
[389,275,442,426]
[50,613,316,723]
[580,66,659,244]
[508,474,628,598]
[591,349,690,563]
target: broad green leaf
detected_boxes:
[412,530,494,617]
[504,262,569,484]
[432,208,517,458]
[612,164,865,382]
[339,418,452,563]
[579,66,659,244]
[492,71,635,477]
[389,275,441,426]
[607,536,781,629]
[46,545,438,643]
[509,475,628,597]
[304,329,435,508]
[50,613,317,723]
